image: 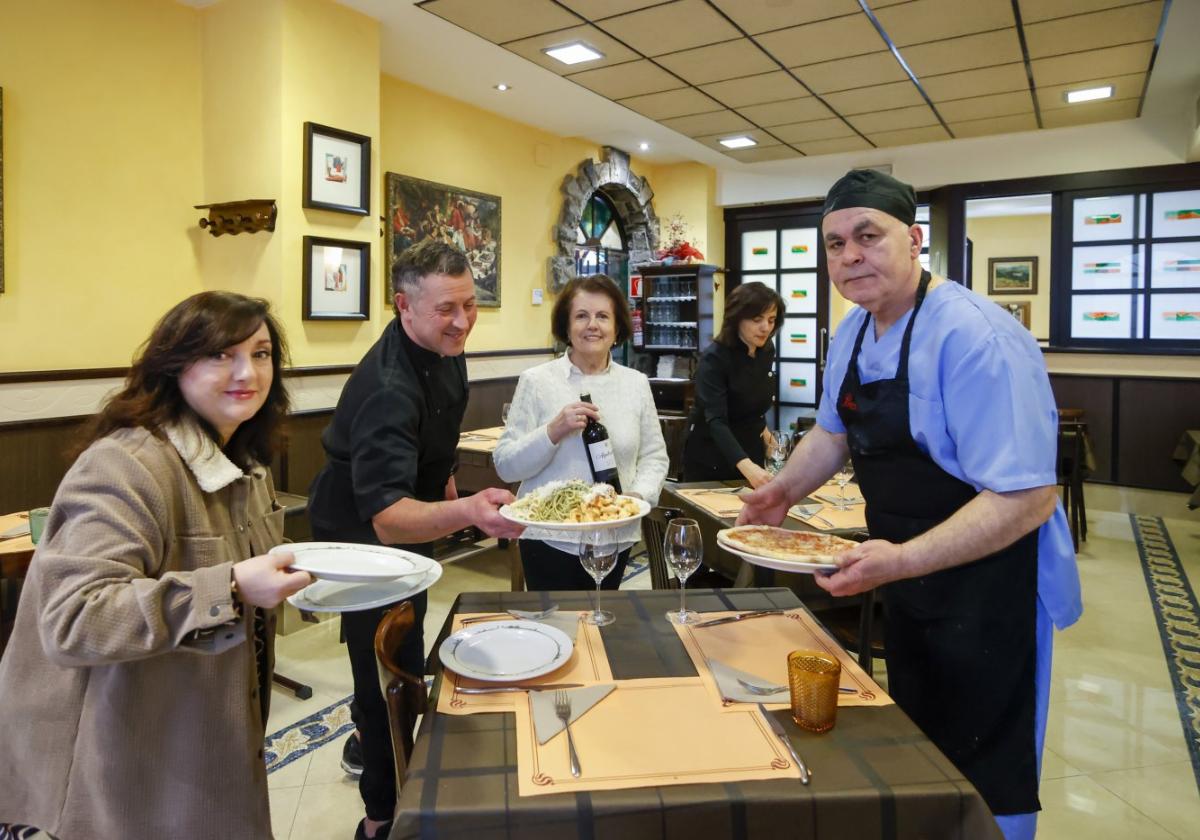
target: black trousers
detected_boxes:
[341,590,427,822]
[519,540,631,591]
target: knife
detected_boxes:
[757,703,810,784]
[694,608,786,628]
[455,683,583,695]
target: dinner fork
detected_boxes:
[737,677,856,696]
[460,605,559,625]
[554,690,582,778]
[792,505,836,530]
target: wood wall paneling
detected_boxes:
[1116,378,1200,492]
[1048,375,1114,482]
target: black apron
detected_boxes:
[836,271,1040,816]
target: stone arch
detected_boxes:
[549,146,659,292]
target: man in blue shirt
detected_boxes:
[740,169,1081,840]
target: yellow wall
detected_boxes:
[0,0,205,370]
[967,214,1052,340]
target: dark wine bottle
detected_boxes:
[579,392,622,493]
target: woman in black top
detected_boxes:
[683,282,786,487]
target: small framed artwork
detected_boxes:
[303,122,371,215]
[303,236,370,320]
[1000,301,1031,329]
[988,256,1038,295]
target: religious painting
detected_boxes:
[385,172,501,308]
[988,256,1038,295]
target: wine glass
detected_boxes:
[664,518,703,625]
[834,461,855,510]
[765,429,790,476]
[578,530,617,626]
[501,402,512,425]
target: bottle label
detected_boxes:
[588,440,617,472]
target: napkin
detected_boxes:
[531,683,616,745]
[707,657,788,704]
[538,612,581,642]
[0,522,31,539]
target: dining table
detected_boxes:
[391,587,1001,840]
[0,511,37,653]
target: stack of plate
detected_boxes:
[276,542,442,612]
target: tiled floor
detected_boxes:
[268,487,1200,839]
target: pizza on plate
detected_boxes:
[718,525,857,563]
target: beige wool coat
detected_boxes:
[0,423,285,840]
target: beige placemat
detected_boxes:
[672,610,891,710]
[678,487,867,531]
[437,613,613,715]
[514,678,802,796]
[794,503,867,532]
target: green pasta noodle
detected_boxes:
[511,480,592,522]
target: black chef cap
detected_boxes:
[821,169,917,226]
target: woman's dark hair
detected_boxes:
[551,274,633,346]
[715,282,787,349]
[75,291,290,467]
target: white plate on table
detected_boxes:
[716,531,840,575]
[438,620,573,682]
[498,495,651,532]
[287,562,443,613]
[271,542,434,582]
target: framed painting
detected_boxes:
[303,122,371,215]
[302,236,370,320]
[1000,300,1031,329]
[988,256,1038,295]
[385,172,501,308]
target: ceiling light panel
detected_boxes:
[718,135,758,148]
[1065,85,1115,103]
[544,41,606,65]
[506,25,636,73]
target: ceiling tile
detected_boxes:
[901,28,1023,77]
[823,81,926,115]
[505,25,638,73]
[660,109,755,137]
[1039,72,1146,108]
[1017,0,1149,25]
[868,125,953,147]
[1030,41,1153,87]
[737,96,836,126]
[1040,97,1139,127]
[922,63,1030,101]
[599,0,740,56]
[421,0,581,44]
[710,0,862,35]
[949,112,1039,137]
[656,39,778,86]
[557,0,665,19]
[724,145,804,163]
[771,117,858,144]
[569,59,685,99]
[1024,2,1164,58]
[794,52,909,94]
[699,71,808,108]
[846,104,939,133]
[798,135,874,155]
[617,86,723,119]
[756,13,884,67]
[694,130,781,152]
[936,90,1035,122]
[874,0,1015,47]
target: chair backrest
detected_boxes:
[373,601,428,788]
[640,505,684,589]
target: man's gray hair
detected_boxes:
[391,239,472,299]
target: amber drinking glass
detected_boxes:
[787,650,841,733]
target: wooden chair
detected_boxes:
[639,506,684,589]
[1057,417,1088,551]
[373,601,428,789]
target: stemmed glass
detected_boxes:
[834,461,855,510]
[501,402,512,425]
[664,518,703,625]
[765,429,790,477]
[578,530,617,626]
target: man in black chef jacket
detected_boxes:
[307,239,524,840]
[739,169,1081,840]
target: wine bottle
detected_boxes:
[579,393,622,493]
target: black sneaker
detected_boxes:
[340,733,363,778]
[353,818,392,840]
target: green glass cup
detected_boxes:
[29,507,51,545]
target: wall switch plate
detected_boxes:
[532,288,544,305]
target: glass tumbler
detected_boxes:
[787,650,841,733]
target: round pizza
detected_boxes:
[717,525,857,563]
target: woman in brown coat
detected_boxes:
[0,292,312,840]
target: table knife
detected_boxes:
[694,608,785,628]
[455,683,583,695]
[757,703,810,784]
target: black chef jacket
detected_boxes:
[683,338,776,480]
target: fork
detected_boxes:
[737,677,856,696]
[460,605,558,625]
[554,690,582,778]
[792,505,836,530]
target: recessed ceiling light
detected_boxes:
[1064,85,1113,104]
[494,83,511,92]
[639,142,650,151]
[719,136,757,149]
[543,41,604,65]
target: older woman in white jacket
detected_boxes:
[494,275,669,590]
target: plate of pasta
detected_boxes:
[500,480,651,531]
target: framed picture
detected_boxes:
[385,172,501,308]
[1000,300,1031,329]
[988,256,1038,295]
[302,236,370,320]
[303,122,370,215]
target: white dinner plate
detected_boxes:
[715,531,840,575]
[287,562,443,613]
[498,495,651,532]
[438,620,574,682]
[271,542,434,582]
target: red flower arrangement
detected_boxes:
[655,213,705,263]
